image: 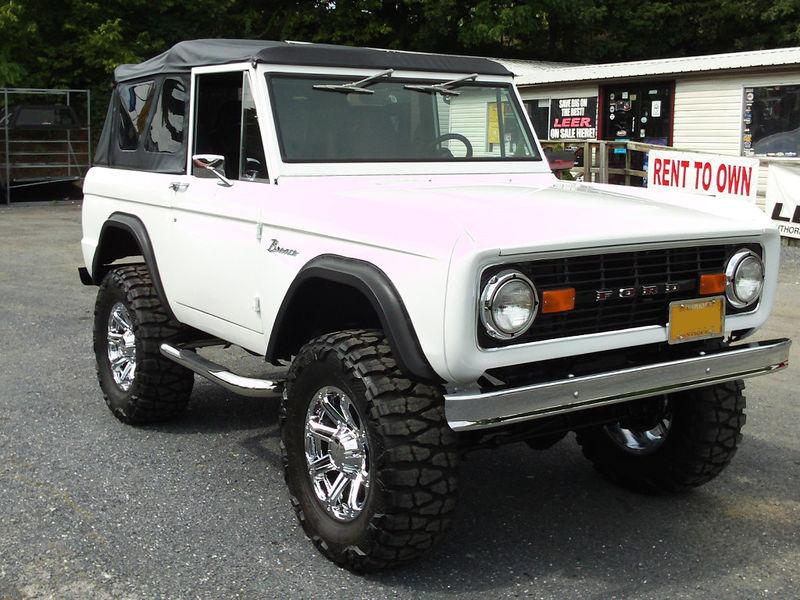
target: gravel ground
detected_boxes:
[0,202,798,600]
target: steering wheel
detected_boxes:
[429,133,473,158]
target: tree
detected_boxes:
[2,0,798,140]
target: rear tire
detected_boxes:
[281,329,459,572]
[93,265,194,424]
[576,381,746,494]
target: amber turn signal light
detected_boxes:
[542,288,576,313]
[699,273,726,295]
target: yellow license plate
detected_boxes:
[668,296,725,344]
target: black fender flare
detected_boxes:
[91,212,176,321]
[266,255,442,383]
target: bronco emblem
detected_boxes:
[267,239,299,256]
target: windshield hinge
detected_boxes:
[313,69,394,95]
[404,73,479,96]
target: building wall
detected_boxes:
[445,97,487,155]
[520,69,800,199]
[520,69,800,155]
[673,69,800,199]
[442,90,535,158]
[673,68,800,154]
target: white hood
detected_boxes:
[277,175,771,260]
[431,181,769,255]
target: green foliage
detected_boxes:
[2,0,798,139]
[0,1,32,85]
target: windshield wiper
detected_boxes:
[403,73,478,96]
[312,69,394,94]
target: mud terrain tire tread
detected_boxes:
[93,264,193,424]
[575,381,746,494]
[280,329,459,572]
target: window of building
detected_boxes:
[526,97,599,141]
[743,85,800,157]
[485,98,533,156]
[525,99,551,140]
[117,81,154,150]
[146,78,187,154]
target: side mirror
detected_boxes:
[192,154,233,187]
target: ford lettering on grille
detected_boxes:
[597,283,679,301]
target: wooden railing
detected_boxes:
[541,139,669,185]
[542,139,800,187]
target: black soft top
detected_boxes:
[114,39,511,82]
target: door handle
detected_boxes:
[169,182,189,192]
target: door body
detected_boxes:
[167,68,273,344]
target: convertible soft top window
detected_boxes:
[268,75,540,163]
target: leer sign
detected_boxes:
[549,97,597,140]
[648,150,759,201]
[766,164,800,240]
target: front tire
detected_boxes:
[280,330,459,572]
[576,381,746,494]
[93,265,194,424]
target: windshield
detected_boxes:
[268,75,541,163]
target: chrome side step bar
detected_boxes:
[160,343,283,398]
[445,339,791,432]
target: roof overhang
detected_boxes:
[507,46,800,87]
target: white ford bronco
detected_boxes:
[80,39,791,572]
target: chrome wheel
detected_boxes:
[605,414,673,455]
[107,302,137,391]
[304,386,370,522]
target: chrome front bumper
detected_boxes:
[445,339,791,432]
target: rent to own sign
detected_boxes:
[648,150,759,201]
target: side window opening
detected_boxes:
[146,78,187,153]
[193,72,244,179]
[240,74,268,181]
[117,80,155,150]
[193,71,269,182]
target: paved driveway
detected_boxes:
[0,202,797,599]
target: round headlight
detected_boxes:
[725,249,764,308]
[480,270,538,339]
